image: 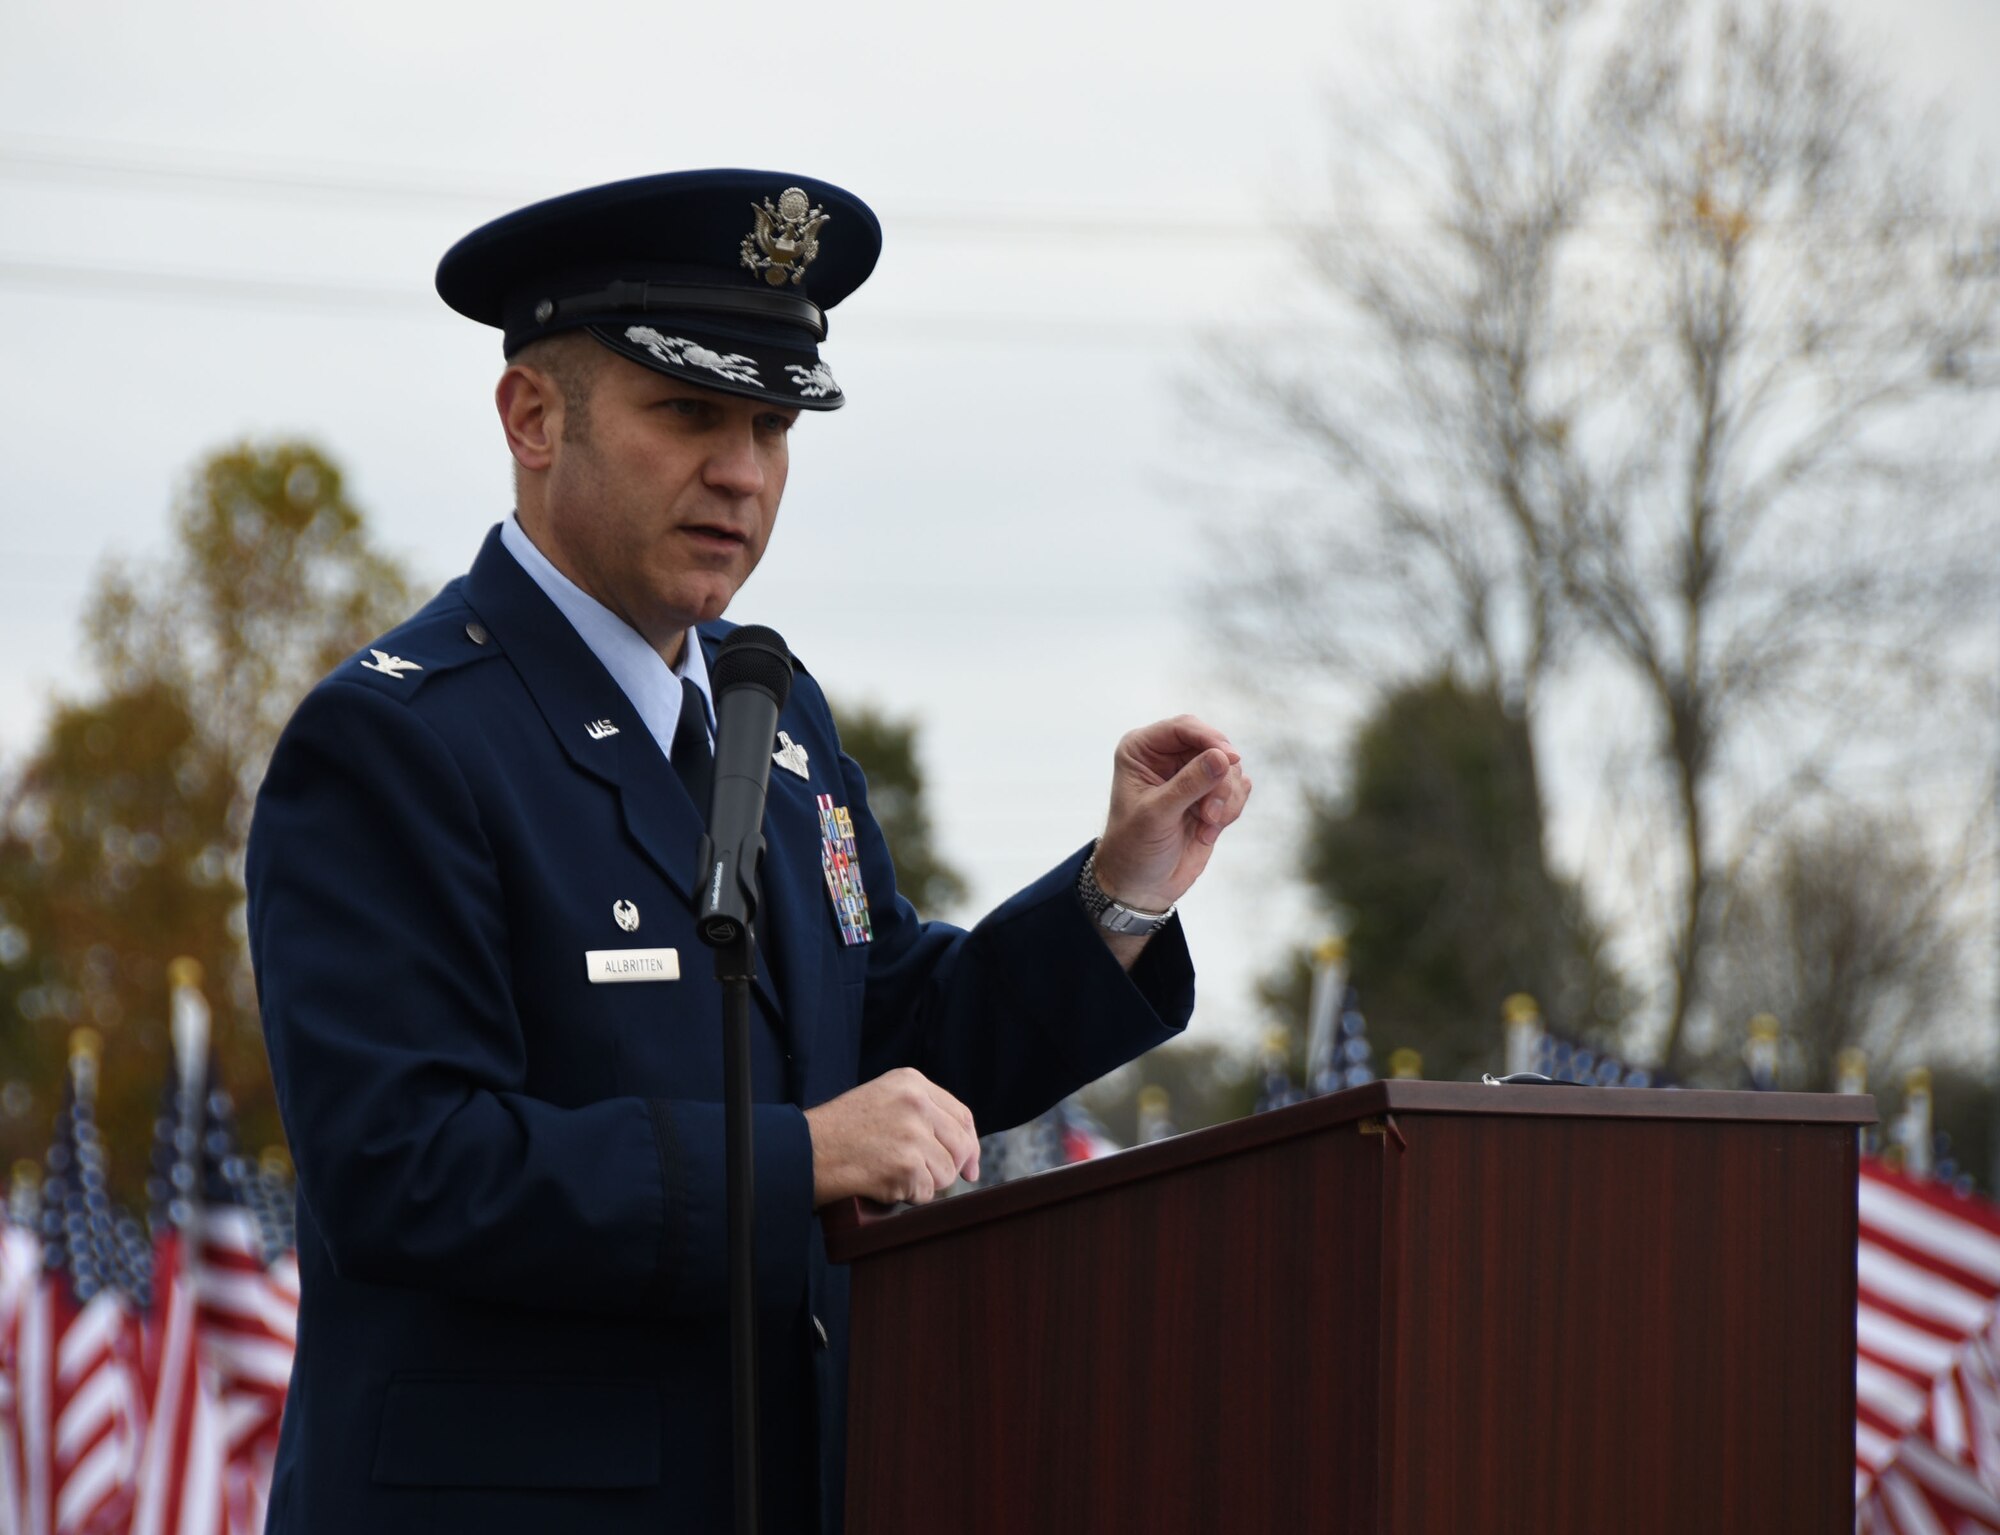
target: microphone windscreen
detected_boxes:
[712,625,794,709]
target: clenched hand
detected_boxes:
[804,1068,980,1208]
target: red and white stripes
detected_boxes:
[197,1210,293,1535]
[6,1281,145,1535]
[129,1212,298,1535]
[1857,1158,2000,1532]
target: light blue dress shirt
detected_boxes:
[500,512,714,760]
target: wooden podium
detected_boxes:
[825,1081,1873,1533]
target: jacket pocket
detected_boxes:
[371,1376,660,1488]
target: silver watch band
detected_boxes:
[1077,846,1175,936]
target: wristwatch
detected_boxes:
[1077,845,1176,936]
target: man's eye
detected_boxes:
[760,413,797,434]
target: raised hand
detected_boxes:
[1090,715,1252,914]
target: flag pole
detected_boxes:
[168,957,210,1114]
[133,958,212,1535]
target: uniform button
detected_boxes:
[465,621,490,645]
[812,1314,829,1349]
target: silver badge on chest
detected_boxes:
[773,731,810,778]
[613,900,640,932]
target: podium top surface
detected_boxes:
[823,1080,1875,1263]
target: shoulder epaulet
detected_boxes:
[337,581,504,700]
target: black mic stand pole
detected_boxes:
[695,625,793,1535]
[711,914,759,1535]
[696,857,762,1535]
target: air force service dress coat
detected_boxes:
[244,525,1195,1534]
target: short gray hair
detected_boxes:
[510,331,606,444]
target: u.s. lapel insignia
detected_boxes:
[816,793,873,946]
[613,899,639,932]
[361,649,422,679]
[586,718,620,741]
[741,188,829,288]
[773,731,810,778]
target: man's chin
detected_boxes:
[689,588,738,626]
[669,579,743,632]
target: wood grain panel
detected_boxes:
[1379,1115,1857,1533]
[845,1125,1390,1534]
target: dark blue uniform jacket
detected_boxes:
[245,527,1194,1534]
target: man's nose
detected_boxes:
[702,423,766,496]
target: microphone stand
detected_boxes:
[697,869,761,1535]
[694,625,793,1535]
[712,919,760,1535]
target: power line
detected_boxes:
[0,256,1239,346]
[3,134,1991,248]
[0,136,1276,246]
[0,256,435,316]
[0,238,1982,353]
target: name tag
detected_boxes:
[586,948,681,983]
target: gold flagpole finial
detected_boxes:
[167,956,204,990]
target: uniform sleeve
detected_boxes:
[247,678,809,1317]
[836,740,1195,1134]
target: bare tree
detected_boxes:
[1703,812,1977,1091]
[1206,0,2000,1072]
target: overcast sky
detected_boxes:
[4,0,1997,1063]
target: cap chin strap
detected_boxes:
[546,280,826,341]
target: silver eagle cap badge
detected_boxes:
[741,188,829,288]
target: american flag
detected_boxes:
[188,1107,297,1535]
[1856,1154,2000,1531]
[974,1095,1126,1186]
[132,967,298,1535]
[1052,1099,1120,1165]
[3,1037,146,1535]
[0,1200,38,1535]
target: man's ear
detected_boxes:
[497,364,561,472]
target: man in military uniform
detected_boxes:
[245,170,1251,1534]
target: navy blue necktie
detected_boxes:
[670,676,713,810]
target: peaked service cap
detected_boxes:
[435,169,881,411]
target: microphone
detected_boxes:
[696,625,794,948]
